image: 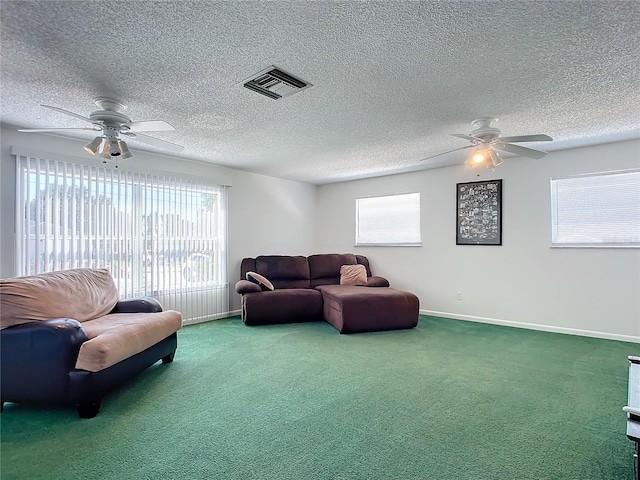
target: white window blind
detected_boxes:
[15,155,229,324]
[355,193,421,246]
[550,169,640,248]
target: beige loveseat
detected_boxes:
[1,268,182,418]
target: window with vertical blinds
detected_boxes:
[550,169,640,248]
[355,193,421,246]
[15,154,229,324]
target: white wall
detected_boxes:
[226,170,316,306]
[2,126,638,341]
[0,126,317,311]
[315,139,640,342]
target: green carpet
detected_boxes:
[1,315,637,480]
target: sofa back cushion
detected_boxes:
[308,253,357,287]
[0,268,119,329]
[254,255,311,289]
[240,258,257,279]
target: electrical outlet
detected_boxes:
[457,292,463,301]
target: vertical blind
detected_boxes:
[550,169,640,248]
[355,193,421,246]
[15,154,229,324]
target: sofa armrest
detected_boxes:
[111,297,163,313]
[1,319,89,403]
[365,276,390,287]
[236,280,262,294]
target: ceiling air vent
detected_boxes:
[242,66,312,100]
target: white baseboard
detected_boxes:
[186,308,639,344]
[183,309,242,326]
[420,309,640,344]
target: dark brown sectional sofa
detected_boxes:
[235,253,419,334]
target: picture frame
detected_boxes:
[456,179,502,245]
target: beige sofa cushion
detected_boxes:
[0,268,119,329]
[76,310,182,372]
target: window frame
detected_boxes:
[355,192,422,247]
[14,153,229,324]
[550,168,640,249]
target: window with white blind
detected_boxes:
[15,155,229,324]
[550,169,640,248]
[355,193,421,246]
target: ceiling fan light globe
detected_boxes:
[489,150,504,168]
[107,138,122,157]
[99,139,111,159]
[84,136,103,155]
[472,153,485,163]
[118,140,133,159]
[470,146,490,166]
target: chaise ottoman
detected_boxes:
[315,285,419,334]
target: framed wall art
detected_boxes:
[456,179,502,245]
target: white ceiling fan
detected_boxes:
[421,117,553,169]
[18,97,184,161]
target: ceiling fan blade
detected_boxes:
[127,133,184,153]
[419,145,473,161]
[498,134,553,143]
[494,142,547,159]
[41,104,94,123]
[18,127,100,133]
[127,120,175,132]
[450,133,479,142]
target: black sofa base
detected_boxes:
[2,332,178,418]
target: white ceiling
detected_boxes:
[1,1,639,185]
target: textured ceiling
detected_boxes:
[1,1,639,184]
